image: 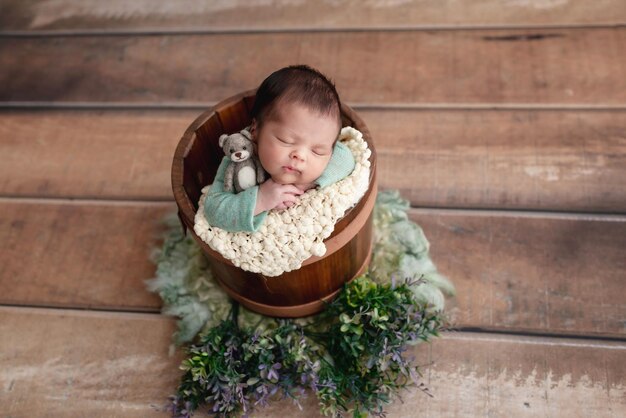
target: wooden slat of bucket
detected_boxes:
[175,112,226,215]
[2,109,625,213]
[214,91,254,134]
[1,308,623,417]
[0,199,624,337]
[180,93,256,206]
[192,113,229,180]
[1,0,624,31]
[1,29,625,104]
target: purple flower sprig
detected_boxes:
[169,275,444,418]
[171,319,322,417]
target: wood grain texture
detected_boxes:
[1,307,623,417]
[370,109,626,212]
[2,109,625,212]
[1,3,623,416]
[1,0,624,31]
[1,200,624,337]
[0,200,172,311]
[0,307,184,417]
[414,210,626,337]
[0,110,187,199]
[1,28,625,104]
[400,333,626,418]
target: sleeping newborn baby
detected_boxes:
[196,65,371,276]
[203,65,355,233]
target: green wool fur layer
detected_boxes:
[145,189,455,417]
[146,190,454,347]
[370,190,456,310]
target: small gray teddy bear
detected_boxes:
[219,129,266,193]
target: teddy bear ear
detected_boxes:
[218,134,228,148]
[241,129,252,141]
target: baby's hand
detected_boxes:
[254,178,303,214]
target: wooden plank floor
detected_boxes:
[3,30,626,105]
[1,1,625,416]
[2,109,625,211]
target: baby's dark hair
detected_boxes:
[251,65,342,129]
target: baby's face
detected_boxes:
[252,101,339,187]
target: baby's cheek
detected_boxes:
[312,161,329,179]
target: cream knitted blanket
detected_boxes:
[194,126,371,277]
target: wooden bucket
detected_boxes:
[172,90,377,317]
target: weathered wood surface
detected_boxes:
[402,332,626,418]
[1,1,624,416]
[0,307,184,417]
[2,199,624,338]
[2,109,625,212]
[1,29,625,105]
[0,110,186,200]
[372,109,626,212]
[0,199,171,311]
[2,0,625,31]
[415,210,626,337]
[1,307,624,417]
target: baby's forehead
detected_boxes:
[268,98,340,122]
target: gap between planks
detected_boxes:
[3,28,623,105]
[1,305,625,346]
[1,196,625,221]
[2,101,626,111]
[1,22,625,38]
[0,303,161,317]
[449,327,626,344]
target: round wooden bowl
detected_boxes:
[172,90,377,317]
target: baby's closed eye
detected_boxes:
[313,147,331,156]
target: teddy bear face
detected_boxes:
[219,132,255,163]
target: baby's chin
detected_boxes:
[271,174,317,189]
[271,174,298,185]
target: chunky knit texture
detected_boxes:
[203,140,355,232]
[194,127,371,276]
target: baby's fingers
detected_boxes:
[275,200,296,211]
[280,192,300,205]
